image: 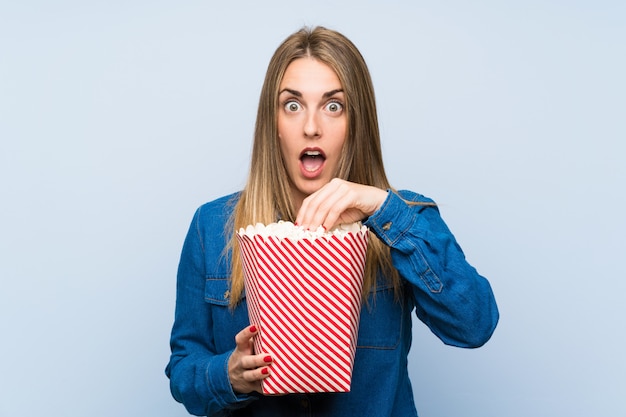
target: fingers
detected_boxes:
[240,353,273,381]
[296,179,387,230]
[234,324,258,354]
[296,179,348,229]
[229,325,273,394]
[298,182,346,229]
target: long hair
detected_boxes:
[228,26,400,306]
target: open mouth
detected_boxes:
[300,148,326,173]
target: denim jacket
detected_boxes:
[166,190,499,416]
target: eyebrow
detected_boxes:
[279,88,344,99]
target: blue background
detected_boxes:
[1,1,624,416]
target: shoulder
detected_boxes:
[195,192,241,220]
[186,192,241,258]
[190,192,241,235]
[198,192,241,213]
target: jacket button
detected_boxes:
[382,222,392,231]
[223,290,230,300]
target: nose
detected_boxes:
[303,111,321,138]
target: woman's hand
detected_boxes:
[228,325,272,394]
[295,178,388,231]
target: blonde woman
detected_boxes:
[166,26,499,416]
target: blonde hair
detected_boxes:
[228,26,400,306]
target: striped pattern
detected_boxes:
[237,229,368,394]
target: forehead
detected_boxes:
[279,57,342,90]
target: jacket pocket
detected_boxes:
[204,275,234,306]
[356,280,403,350]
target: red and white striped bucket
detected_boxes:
[237,223,368,394]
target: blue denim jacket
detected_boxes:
[166,190,499,416]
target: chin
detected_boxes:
[296,182,325,197]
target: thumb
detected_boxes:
[234,324,258,354]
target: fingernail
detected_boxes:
[249,325,257,333]
[264,355,272,363]
[261,368,269,375]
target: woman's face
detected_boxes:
[277,57,347,210]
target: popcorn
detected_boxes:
[238,221,366,240]
[236,221,369,394]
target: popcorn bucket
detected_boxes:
[236,222,369,394]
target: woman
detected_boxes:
[166,26,499,416]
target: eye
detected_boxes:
[325,101,343,113]
[284,100,301,112]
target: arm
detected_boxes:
[165,208,255,416]
[364,190,499,348]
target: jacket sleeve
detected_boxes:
[364,190,499,348]
[165,207,255,416]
